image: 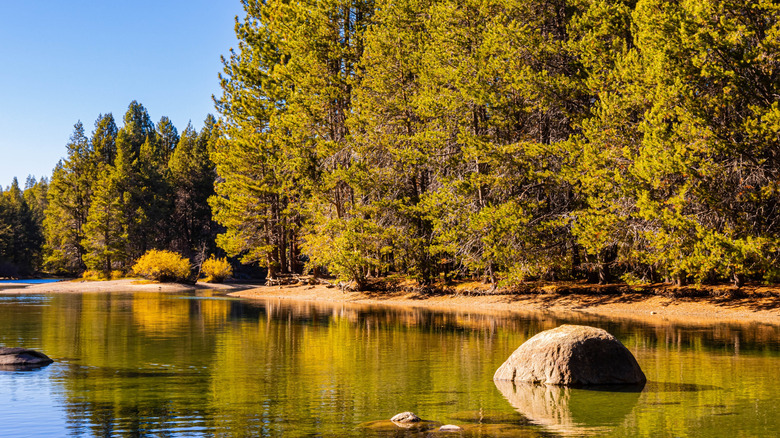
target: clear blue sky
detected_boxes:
[0,0,245,186]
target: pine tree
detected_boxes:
[43,122,95,273]
[575,0,780,286]
[214,0,375,281]
[82,166,127,275]
[92,113,118,166]
[156,116,180,163]
[352,0,592,285]
[113,102,173,261]
[169,117,217,258]
[0,178,43,275]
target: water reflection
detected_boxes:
[494,380,642,436]
[0,364,52,372]
[0,291,779,437]
[255,298,780,355]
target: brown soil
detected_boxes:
[230,283,780,327]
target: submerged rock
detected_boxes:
[359,417,441,433]
[439,424,463,431]
[391,412,422,423]
[0,347,53,368]
[493,324,645,386]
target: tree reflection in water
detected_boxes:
[0,291,779,437]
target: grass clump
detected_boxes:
[201,256,232,283]
[132,250,191,283]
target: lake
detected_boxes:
[1,290,779,437]
[0,279,62,284]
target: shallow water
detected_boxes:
[0,290,779,437]
[0,278,62,284]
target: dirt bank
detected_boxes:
[231,283,780,327]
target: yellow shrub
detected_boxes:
[201,256,233,283]
[81,270,104,281]
[110,270,124,280]
[132,250,191,283]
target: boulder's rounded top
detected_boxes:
[494,324,645,386]
[537,324,614,339]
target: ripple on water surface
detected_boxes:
[1,292,780,437]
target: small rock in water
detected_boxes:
[439,424,463,431]
[391,412,421,423]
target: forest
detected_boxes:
[0,103,219,278]
[1,0,778,289]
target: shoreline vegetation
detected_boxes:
[2,278,779,327]
[3,1,779,300]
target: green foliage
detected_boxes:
[0,177,45,275]
[212,0,375,282]
[302,213,393,290]
[29,0,780,288]
[43,102,219,277]
[575,0,780,286]
[43,122,96,273]
[82,166,127,276]
[132,249,191,283]
[201,256,233,283]
[169,117,218,258]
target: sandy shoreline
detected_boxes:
[0,278,256,294]
[3,278,780,327]
[230,283,780,327]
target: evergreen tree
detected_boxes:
[156,116,180,163]
[92,113,118,165]
[113,101,172,261]
[0,178,43,275]
[43,122,95,273]
[576,0,780,286]
[170,117,217,259]
[24,175,48,232]
[82,166,127,275]
[352,0,591,284]
[213,0,374,279]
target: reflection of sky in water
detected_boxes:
[0,295,51,305]
[0,365,69,436]
[0,292,780,437]
[0,279,61,284]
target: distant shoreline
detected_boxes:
[230,283,780,327]
[3,278,779,327]
[0,278,254,294]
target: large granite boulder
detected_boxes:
[0,347,54,367]
[493,325,645,386]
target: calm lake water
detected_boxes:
[0,279,62,284]
[1,290,779,437]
